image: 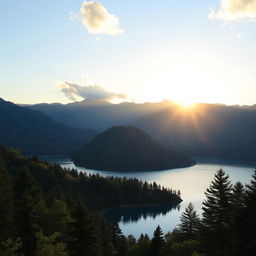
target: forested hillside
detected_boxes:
[1,145,256,255]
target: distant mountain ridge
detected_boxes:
[132,103,256,162]
[72,126,195,171]
[0,98,97,155]
[26,99,174,130]
[23,99,256,161]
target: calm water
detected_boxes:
[43,157,255,238]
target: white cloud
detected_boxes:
[58,81,127,102]
[80,1,124,35]
[69,12,79,21]
[209,0,256,21]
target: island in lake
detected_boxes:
[72,126,195,171]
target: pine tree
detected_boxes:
[14,168,44,256]
[238,170,256,254]
[43,199,73,239]
[229,182,245,256]
[0,155,14,242]
[110,222,127,256]
[200,169,232,256]
[151,225,165,256]
[179,202,200,240]
[68,201,101,256]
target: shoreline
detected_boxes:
[99,200,182,215]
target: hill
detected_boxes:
[0,98,97,155]
[72,126,195,171]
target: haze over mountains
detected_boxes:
[0,98,96,155]
[26,100,256,161]
[27,99,174,130]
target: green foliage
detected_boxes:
[68,201,101,256]
[0,238,23,256]
[35,232,69,256]
[170,240,200,256]
[128,234,150,256]
[43,199,73,238]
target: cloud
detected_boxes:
[209,0,256,21]
[69,12,79,21]
[80,1,124,35]
[58,81,127,102]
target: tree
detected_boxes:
[238,170,256,255]
[68,201,101,256]
[0,238,22,256]
[229,182,245,255]
[200,169,232,256]
[0,155,14,241]
[43,199,73,239]
[36,232,69,256]
[110,222,127,256]
[151,225,165,256]
[179,202,200,240]
[14,168,45,256]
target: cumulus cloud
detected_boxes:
[58,81,127,102]
[209,0,256,21]
[80,1,124,35]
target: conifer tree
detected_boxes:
[200,169,232,256]
[14,168,44,256]
[151,225,165,256]
[238,170,256,254]
[43,199,73,239]
[110,222,127,256]
[179,202,200,240]
[0,155,14,242]
[229,182,245,255]
[68,201,101,256]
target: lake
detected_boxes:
[43,157,255,238]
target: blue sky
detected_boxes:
[1,0,256,105]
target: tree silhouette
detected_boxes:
[0,155,14,242]
[179,202,200,240]
[200,169,232,256]
[151,225,165,256]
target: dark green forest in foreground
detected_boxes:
[1,146,256,256]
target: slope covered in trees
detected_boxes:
[72,126,195,171]
[0,145,182,256]
[0,98,97,155]
[1,144,256,256]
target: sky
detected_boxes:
[1,0,256,106]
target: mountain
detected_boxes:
[72,126,195,171]
[0,98,97,155]
[26,99,174,130]
[131,103,256,162]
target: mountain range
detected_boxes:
[0,98,97,155]
[25,100,256,161]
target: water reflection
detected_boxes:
[104,203,181,224]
